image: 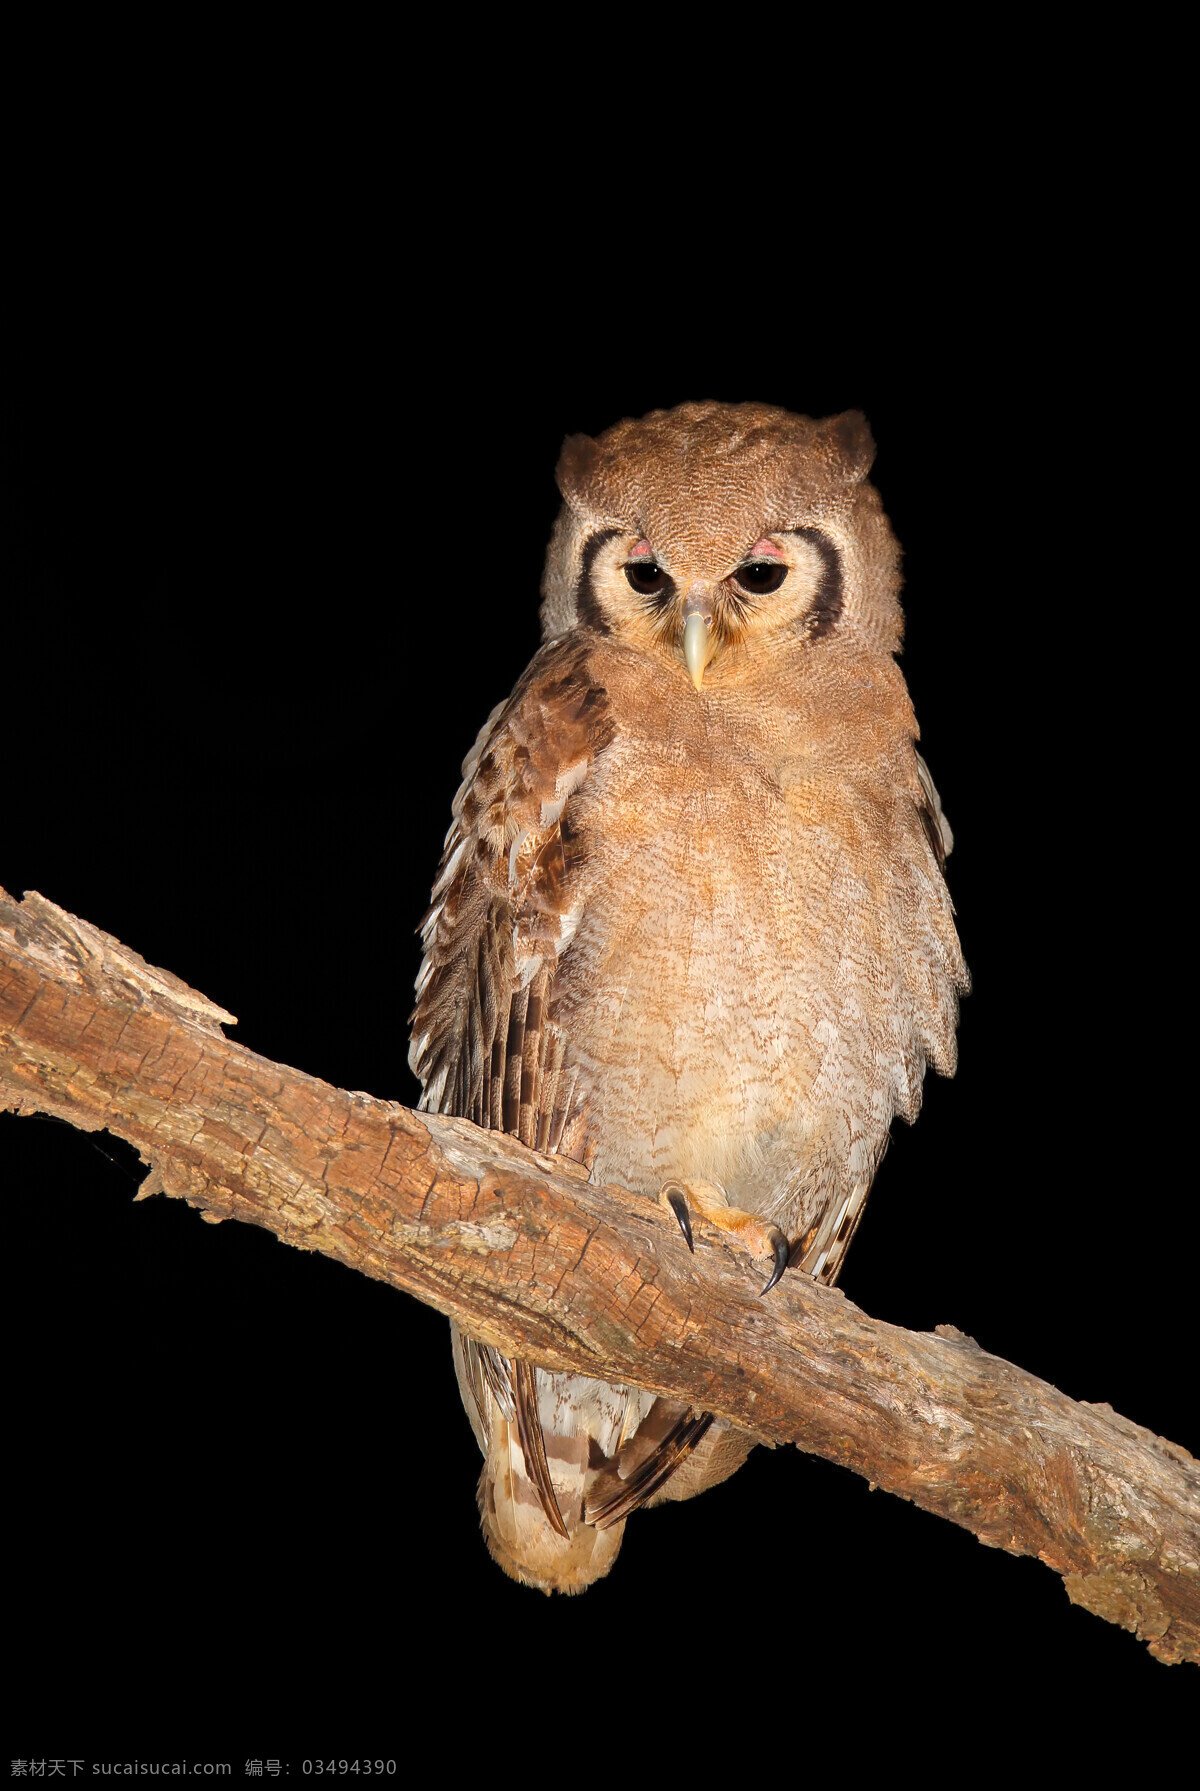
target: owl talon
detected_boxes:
[760,1231,790,1297]
[660,1180,790,1294]
[663,1185,694,1253]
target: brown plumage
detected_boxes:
[410,401,969,1592]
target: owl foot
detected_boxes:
[660,1180,790,1296]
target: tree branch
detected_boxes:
[2,885,1196,1663]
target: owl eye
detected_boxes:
[733,560,788,596]
[625,561,674,599]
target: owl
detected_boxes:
[410,401,969,1593]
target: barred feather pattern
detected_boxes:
[411,626,967,1592]
[410,636,612,1156]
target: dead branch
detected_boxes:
[1,885,1196,1663]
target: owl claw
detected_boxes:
[660,1180,790,1294]
[664,1186,694,1253]
[760,1231,790,1297]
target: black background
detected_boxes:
[4,157,1196,1754]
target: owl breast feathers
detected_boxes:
[409,400,969,1593]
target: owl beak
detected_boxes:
[681,589,715,690]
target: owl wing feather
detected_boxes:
[409,634,612,1151]
[583,1408,715,1529]
[786,751,957,1290]
[410,637,710,1541]
[915,750,953,869]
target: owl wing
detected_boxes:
[787,749,958,1291]
[409,633,613,1154]
[410,637,615,1540]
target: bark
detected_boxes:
[2,885,1196,1664]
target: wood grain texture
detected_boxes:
[2,885,1196,1663]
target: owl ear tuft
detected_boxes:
[817,410,876,481]
[556,433,601,504]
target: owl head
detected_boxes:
[540,401,903,688]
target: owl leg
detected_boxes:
[659,1180,790,1296]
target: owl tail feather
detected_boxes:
[512,1355,569,1538]
[477,1417,626,1596]
[452,1327,728,1592]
